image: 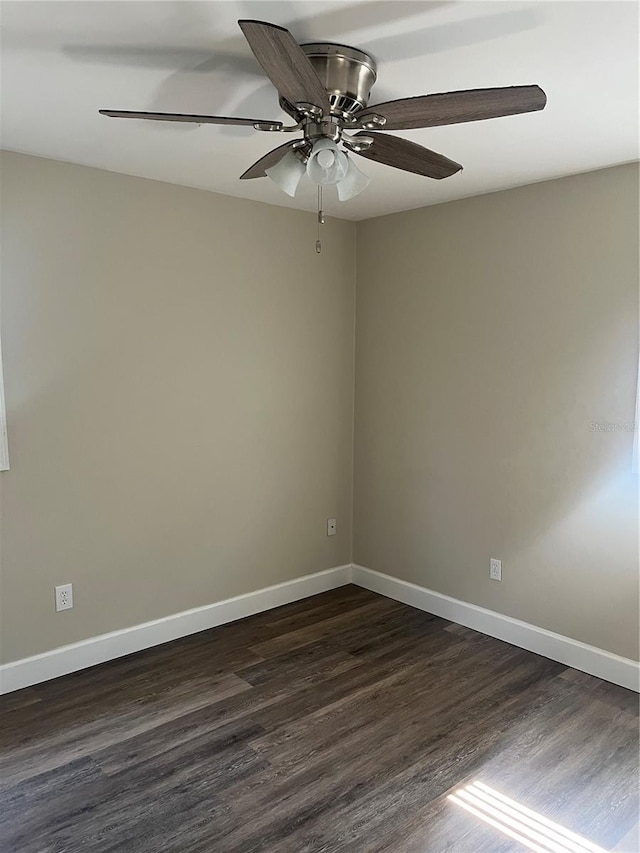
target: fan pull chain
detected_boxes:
[316,185,324,254]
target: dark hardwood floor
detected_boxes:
[1,585,638,852]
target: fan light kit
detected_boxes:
[100,19,547,252]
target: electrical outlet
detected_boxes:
[490,559,502,582]
[327,517,337,536]
[55,583,73,612]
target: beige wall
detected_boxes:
[354,164,639,660]
[0,151,355,663]
[2,153,637,667]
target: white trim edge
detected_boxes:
[351,565,640,692]
[0,565,351,694]
[0,335,9,471]
[3,563,637,695]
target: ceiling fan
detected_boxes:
[100,19,547,203]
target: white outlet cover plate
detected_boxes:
[327,518,337,536]
[490,559,502,582]
[55,583,73,611]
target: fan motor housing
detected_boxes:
[299,42,377,118]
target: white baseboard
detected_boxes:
[0,565,351,695]
[3,562,637,695]
[351,565,640,693]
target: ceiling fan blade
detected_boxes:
[356,85,546,130]
[238,20,330,113]
[99,110,282,129]
[352,132,462,179]
[240,141,299,180]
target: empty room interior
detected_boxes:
[0,1,638,851]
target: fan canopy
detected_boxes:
[291,43,377,119]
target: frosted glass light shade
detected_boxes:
[336,155,370,201]
[265,150,306,197]
[307,139,348,186]
[317,149,336,169]
[267,139,371,202]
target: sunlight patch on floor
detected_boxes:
[448,780,607,853]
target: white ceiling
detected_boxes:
[1,1,638,221]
